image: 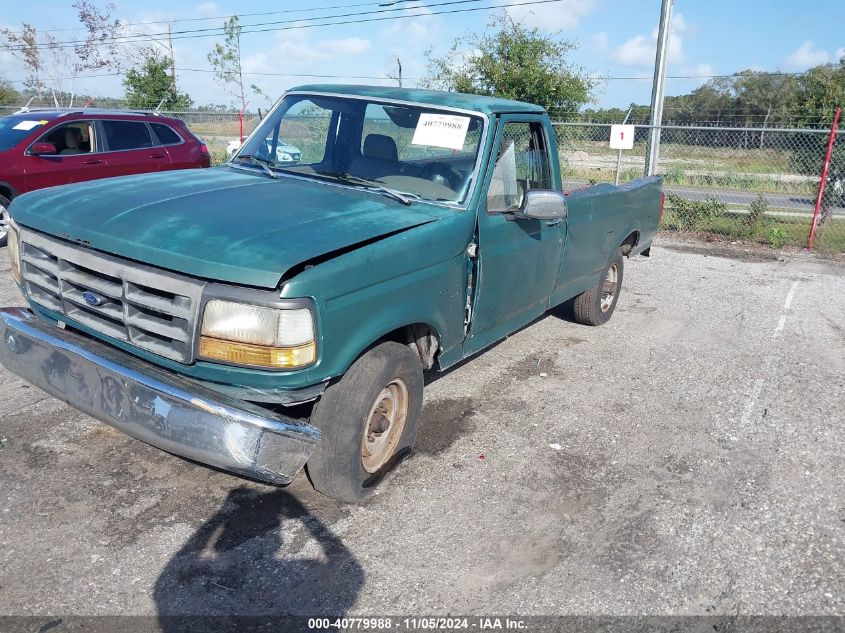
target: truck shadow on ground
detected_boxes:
[154,487,364,630]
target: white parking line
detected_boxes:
[773,281,800,339]
[740,280,800,424]
[783,280,799,311]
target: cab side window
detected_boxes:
[487,122,552,213]
[101,120,153,151]
[41,122,94,155]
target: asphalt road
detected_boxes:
[564,179,845,216]
[0,238,843,626]
[666,186,845,215]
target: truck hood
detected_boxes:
[10,167,443,288]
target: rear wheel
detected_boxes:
[306,341,423,502]
[0,195,10,248]
[573,250,624,326]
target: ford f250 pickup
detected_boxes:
[2,85,663,501]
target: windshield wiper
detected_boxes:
[312,171,414,206]
[235,154,278,179]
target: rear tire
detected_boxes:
[0,194,11,248]
[306,341,423,502]
[573,250,624,326]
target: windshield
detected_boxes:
[234,94,485,204]
[0,116,51,152]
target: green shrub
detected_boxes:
[767,226,788,249]
[664,193,728,230]
[745,193,769,228]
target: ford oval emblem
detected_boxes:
[81,290,105,307]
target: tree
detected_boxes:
[0,25,42,96]
[73,1,139,73]
[208,16,251,112]
[1,1,147,107]
[0,78,18,105]
[123,55,192,110]
[422,13,598,116]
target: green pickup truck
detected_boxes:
[2,85,663,501]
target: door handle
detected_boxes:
[83,159,103,165]
[546,218,563,227]
[149,153,166,159]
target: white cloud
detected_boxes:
[322,37,371,57]
[591,31,608,53]
[612,34,654,67]
[836,47,845,61]
[612,12,687,67]
[381,6,441,44]
[503,0,596,31]
[683,63,715,86]
[242,29,372,74]
[380,8,446,87]
[195,2,219,17]
[784,41,831,69]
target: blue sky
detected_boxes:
[1,0,844,109]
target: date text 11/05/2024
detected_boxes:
[307,617,528,630]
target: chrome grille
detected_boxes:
[20,230,205,363]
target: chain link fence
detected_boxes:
[172,110,262,163]
[554,121,845,253]
[2,104,843,253]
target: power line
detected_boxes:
[602,71,808,80]
[1,0,425,36]
[2,67,816,85]
[0,0,498,51]
[2,68,421,83]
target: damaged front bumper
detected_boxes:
[0,308,320,484]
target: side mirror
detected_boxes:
[30,142,57,156]
[516,190,568,221]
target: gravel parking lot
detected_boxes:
[0,238,843,623]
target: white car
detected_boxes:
[227,138,302,164]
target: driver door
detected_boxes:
[24,120,104,191]
[464,116,566,355]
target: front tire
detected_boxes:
[306,341,423,502]
[0,194,11,248]
[572,250,624,326]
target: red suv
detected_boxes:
[0,109,211,245]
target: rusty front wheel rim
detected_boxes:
[601,263,618,313]
[361,379,409,473]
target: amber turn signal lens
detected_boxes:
[199,336,316,369]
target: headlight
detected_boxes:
[8,220,21,285]
[199,300,316,369]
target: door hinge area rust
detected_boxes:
[464,241,478,335]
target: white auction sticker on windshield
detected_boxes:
[412,113,470,150]
[12,120,43,131]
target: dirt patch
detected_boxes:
[660,240,782,263]
[415,397,476,455]
[506,354,558,379]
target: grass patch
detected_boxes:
[560,163,815,196]
[661,205,845,252]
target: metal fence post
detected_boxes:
[807,107,841,251]
[644,0,674,176]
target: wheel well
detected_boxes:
[380,323,439,370]
[0,184,12,201]
[620,230,639,256]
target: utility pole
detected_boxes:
[644,0,674,176]
[396,58,403,87]
[167,22,177,92]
